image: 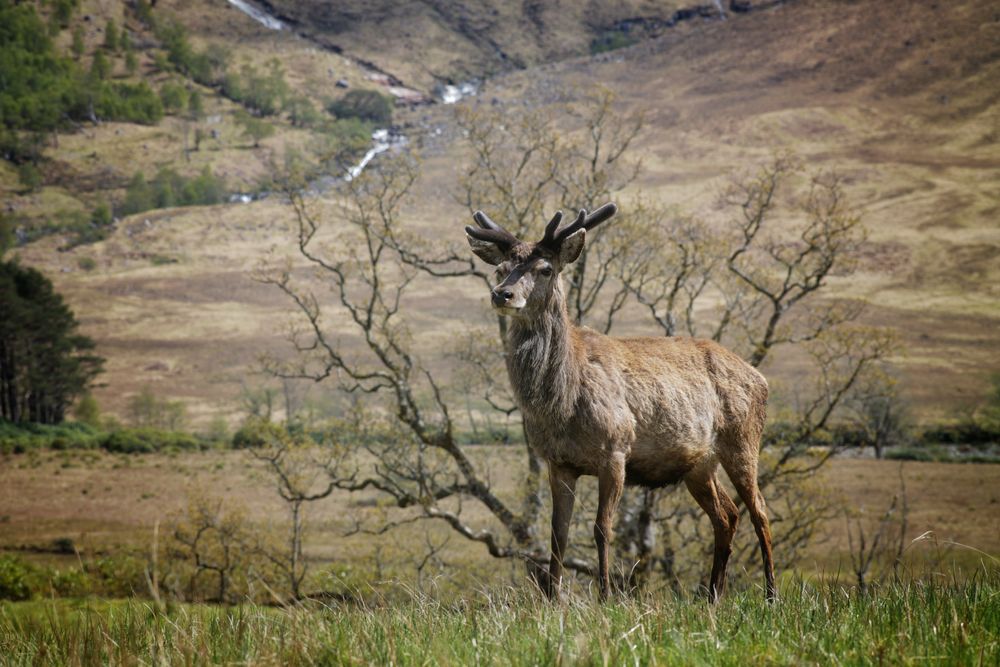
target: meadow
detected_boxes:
[1,447,998,597]
[2,0,999,662]
[1,575,998,665]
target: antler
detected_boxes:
[539,202,618,248]
[540,210,564,246]
[465,210,519,248]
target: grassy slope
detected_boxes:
[6,0,1000,422]
[1,0,372,240]
[486,0,1000,416]
[1,580,998,665]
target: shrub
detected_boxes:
[124,50,138,75]
[0,2,81,131]
[60,216,113,251]
[102,428,201,454]
[286,94,321,127]
[50,568,91,597]
[920,422,1000,447]
[0,419,101,451]
[204,415,230,444]
[0,555,36,601]
[50,0,77,30]
[122,171,154,215]
[87,554,148,597]
[234,110,274,147]
[91,202,112,227]
[885,446,943,462]
[222,61,288,116]
[73,392,101,425]
[187,90,204,119]
[590,29,637,55]
[182,166,226,204]
[134,0,155,29]
[90,51,111,80]
[149,254,176,266]
[103,19,119,52]
[327,89,393,124]
[51,537,76,554]
[231,418,286,449]
[121,167,226,216]
[159,81,189,114]
[93,81,164,124]
[0,215,14,256]
[17,162,42,192]
[71,25,85,57]
[0,129,45,165]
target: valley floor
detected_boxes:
[1,449,997,586]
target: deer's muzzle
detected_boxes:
[491,288,514,308]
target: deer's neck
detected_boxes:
[505,284,580,421]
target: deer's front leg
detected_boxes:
[595,453,626,601]
[547,464,578,600]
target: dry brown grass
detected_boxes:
[1,448,996,587]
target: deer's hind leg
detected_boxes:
[684,463,740,602]
[719,447,776,601]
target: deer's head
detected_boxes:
[465,203,618,317]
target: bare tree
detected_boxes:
[258,92,896,595]
[255,159,562,584]
[454,87,643,328]
[610,200,718,337]
[170,493,249,603]
[605,158,895,591]
[846,464,909,592]
[848,368,910,459]
[246,421,347,601]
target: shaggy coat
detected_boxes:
[507,285,769,487]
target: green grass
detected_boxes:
[1,574,998,665]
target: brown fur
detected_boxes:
[467,208,775,602]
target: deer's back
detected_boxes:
[536,330,767,483]
[621,334,765,429]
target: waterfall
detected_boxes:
[345,129,408,181]
[226,0,288,30]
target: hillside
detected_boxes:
[254,0,697,90]
[4,0,1000,424]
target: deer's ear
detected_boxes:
[559,229,586,265]
[466,234,506,265]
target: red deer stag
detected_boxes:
[464,203,775,602]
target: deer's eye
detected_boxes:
[539,266,553,277]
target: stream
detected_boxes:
[225,0,480,188]
[345,129,409,182]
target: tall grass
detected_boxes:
[1,573,998,665]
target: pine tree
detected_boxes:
[90,50,111,79]
[103,19,119,52]
[0,261,103,424]
[71,25,85,57]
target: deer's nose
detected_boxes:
[491,288,513,306]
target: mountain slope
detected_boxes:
[255,0,696,89]
[10,0,1000,422]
